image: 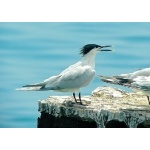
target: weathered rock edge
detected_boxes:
[38,87,150,128]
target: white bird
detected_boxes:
[16,44,112,105]
[99,67,150,105]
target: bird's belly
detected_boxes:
[55,88,80,93]
[81,72,95,87]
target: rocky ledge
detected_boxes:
[38,86,150,128]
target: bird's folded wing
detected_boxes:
[130,68,150,78]
[131,76,150,90]
[48,66,95,90]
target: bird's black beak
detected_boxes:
[100,45,113,51]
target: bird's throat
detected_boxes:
[82,54,96,69]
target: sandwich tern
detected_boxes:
[99,67,150,104]
[16,44,112,105]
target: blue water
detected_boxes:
[0,22,150,128]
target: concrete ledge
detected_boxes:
[38,87,150,128]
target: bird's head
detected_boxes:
[80,44,113,56]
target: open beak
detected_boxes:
[100,45,113,51]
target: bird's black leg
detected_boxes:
[147,96,150,105]
[73,93,78,103]
[79,92,83,105]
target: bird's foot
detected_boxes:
[74,100,83,105]
[76,100,89,106]
[78,101,83,105]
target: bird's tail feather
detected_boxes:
[99,75,119,84]
[16,82,46,91]
[99,75,132,86]
[16,86,42,91]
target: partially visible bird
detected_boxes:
[16,44,113,105]
[99,67,150,105]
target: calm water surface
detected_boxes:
[0,22,150,127]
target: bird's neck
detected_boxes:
[82,53,96,69]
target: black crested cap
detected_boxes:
[80,44,101,56]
